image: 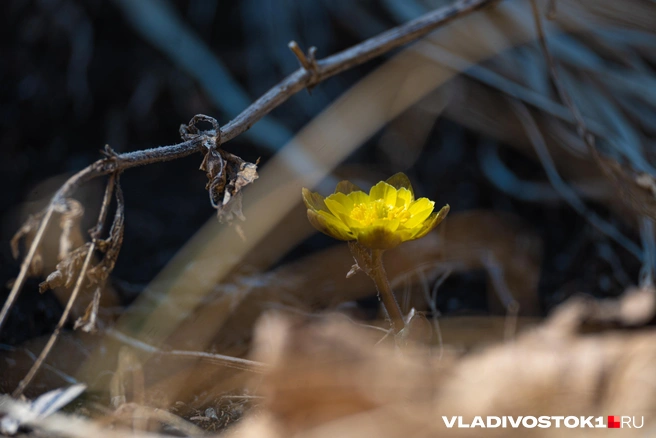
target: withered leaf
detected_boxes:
[56,199,85,262]
[74,285,102,332]
[200,147,259,223]
[11,199,85,280]
[39,243,92,293]
[39,180,123,287]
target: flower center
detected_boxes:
[349,200,409,226]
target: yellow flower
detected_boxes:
[302,173,449,249]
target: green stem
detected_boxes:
[369,249,405,334]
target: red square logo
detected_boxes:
[608,416,621,428]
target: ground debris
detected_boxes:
[227,306,656,438]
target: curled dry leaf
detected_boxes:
[73,286,101,332]
[180,114,259,223]
[200,147,259,223]
[39,243,93,293]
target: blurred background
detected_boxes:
[1,0,656,433]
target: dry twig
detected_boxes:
[106,328,268,374]
[12,175,125,397]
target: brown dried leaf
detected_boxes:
[547,285,656,329]
[247,314,441,434]
[229,310,656,438]
[38,181,124,329]
[74,286,102,333]
[11,199,85,282]
[39,243,92,293]
[200,147,259,223]
[55,199,85,262]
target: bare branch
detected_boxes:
[288,41,315,73]
[221,0,497,144]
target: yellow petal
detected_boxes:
[413,204,449,239]
[335,180,363,195]
[307,210,354,241]
[403,206,434,229]
[369,181,397,206]
[324,192,354,218]
[303,174,447,249]
[317,210,351,232]
[385,172,414,198]
[346,190,369,206]
[396,188,413,208]
[302,188,326,212]
[407,197,434,215]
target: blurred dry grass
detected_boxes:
[229,302,656,438]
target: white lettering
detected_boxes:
[508,416,523,428]
[538,416,551,428]
[579,416,593,428]
[442,415,457,429]
[564,416,579,428]
[440,415,642,429]
[522,417,538,428]
[487,416,501,428]
[442,417,457,428]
